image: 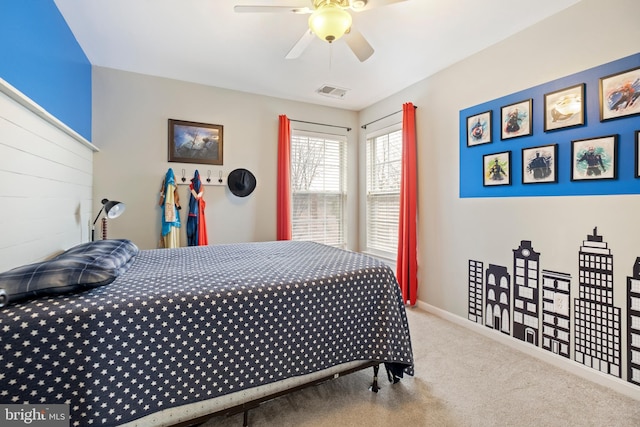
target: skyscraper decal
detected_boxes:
[466,227,639,387]
[513,241,540,345]
[485,264,511,335]
[627,257,640,386]
[574,228,621,377]
[541,269,571,358]
[468,260,484,324]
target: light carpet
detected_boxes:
[202,307,640,426]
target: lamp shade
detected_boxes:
[103,199,126,219]
[308,3,352,43]
[91,198,126,241]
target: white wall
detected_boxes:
[92,67,359,250]
[0,79,96,272]
[359,0,640,394]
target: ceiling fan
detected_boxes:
[233,0,408,62]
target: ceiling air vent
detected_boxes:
[316,84,348,99]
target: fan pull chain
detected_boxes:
[329,42,333,72]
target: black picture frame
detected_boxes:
[636,131,640,178]
[570,135,617,181]
[483,151,511,186]
[522,144,558,184]
[466,110,492,147]
[544,84,585,132]
[599,66,640,121]
[501,99,532,140]
[168,119,223,165]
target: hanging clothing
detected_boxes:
[159,168,181,248]
[187,170,208,246]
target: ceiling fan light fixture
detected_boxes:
[308,3,352,43]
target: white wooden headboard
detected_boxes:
[0,78,98,272]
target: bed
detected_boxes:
[0,239,414,427]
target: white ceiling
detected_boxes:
[53,0,581,111]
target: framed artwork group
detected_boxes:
[468,62,640,188]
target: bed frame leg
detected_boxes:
[369,364,380,393]
[384,365,401,384]
[243,410,249,427]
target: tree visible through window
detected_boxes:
[290,131,346,248]
[366,127,402,258]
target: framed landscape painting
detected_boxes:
[168,119,223,165]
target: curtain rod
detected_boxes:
[290,119,351,132]
[361,105,418,129]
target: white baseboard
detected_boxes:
[414,300,640,402]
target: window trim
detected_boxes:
[290,129,347,248]
[364,122,402,259]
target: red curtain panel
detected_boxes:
[277,115,292,240]
[396,103,418,305]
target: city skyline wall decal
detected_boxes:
[467,227,638,386]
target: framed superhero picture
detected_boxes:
[599,66,640,121]
[466,110,492,147]
[522,144,558,184]
[570,135,617,181]
[544,84,585,132]
[483,151,511,186]
[501,99,532,140]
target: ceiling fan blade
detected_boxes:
[285,29,315,59]
[350,0,407,12]
[344,29,374,62]
[233,5,312,14]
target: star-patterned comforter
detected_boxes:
[0,241,414,426]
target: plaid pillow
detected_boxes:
[0,239,139,308]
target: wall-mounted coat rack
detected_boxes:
[176,169,227,186]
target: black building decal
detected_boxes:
[574,228,621,377]
[468,260,484,324]
[541,269,571,358]
[513,241,540,346]
[485,264,511,335]
[628,258,640,386]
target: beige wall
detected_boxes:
[359,0,640,392]
[361,0,640,319]
[92,68,358,249]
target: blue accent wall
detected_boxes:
[0,1,92,141]
[460,53,640,198]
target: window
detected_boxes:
[290,130,346,248]
[365,126,401,257]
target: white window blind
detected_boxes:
[290,131,346,248]
[366,126,402,258]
